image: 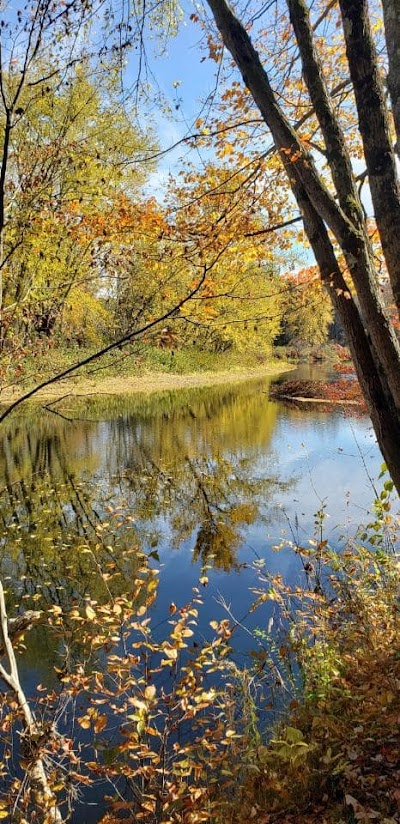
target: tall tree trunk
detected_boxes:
[381,0,400,157]
[338,0,400,311]
[287,0,364,228]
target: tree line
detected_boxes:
[0,68,331,372]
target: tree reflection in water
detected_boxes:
[0,378,289,614]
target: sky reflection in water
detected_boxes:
[0,370,391,821]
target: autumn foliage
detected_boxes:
[270,374,366,411]
[1,492,399,823]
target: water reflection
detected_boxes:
[0,379,291,612]
[0,371,387,628]
[0,373,390,824]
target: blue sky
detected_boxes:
[123,5,389,237]
[125,12,220,196]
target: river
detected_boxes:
[0,367,388,821]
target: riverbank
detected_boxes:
[0,361,294,407]
[2,343,347,409]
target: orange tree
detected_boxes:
[164,160,288,354]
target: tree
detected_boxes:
[279,267,333,346]
[1,65,153,349]
[165,161,286,354]
[201,0,400,492]
[0,0,234,415]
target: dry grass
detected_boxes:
[0,364,293,405]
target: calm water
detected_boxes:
[0,368,389,820]
[0,368,385,643]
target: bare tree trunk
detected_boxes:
[338,0,400,310]
[298,188,400,495]
[381,0,400,156]
[206,0,400,397]
[286,0,364,228]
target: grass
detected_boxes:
[0,343,292,403]
[24,342,288,378]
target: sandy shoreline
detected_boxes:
[0,363,293,407]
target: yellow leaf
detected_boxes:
[49,605,62,616]
[129,697,147,711]
[164,646,178,661]
[136,605,147,617]
[141,800,156,813]
[145,726,159,736]
[85,605,96,621]
[144,684,156,701]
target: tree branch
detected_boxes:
[0,580,62,822]
[0,265,209,422]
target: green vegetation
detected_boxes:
[0,342,294,406]
[0,29,334,400]
[4,343,288,386]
